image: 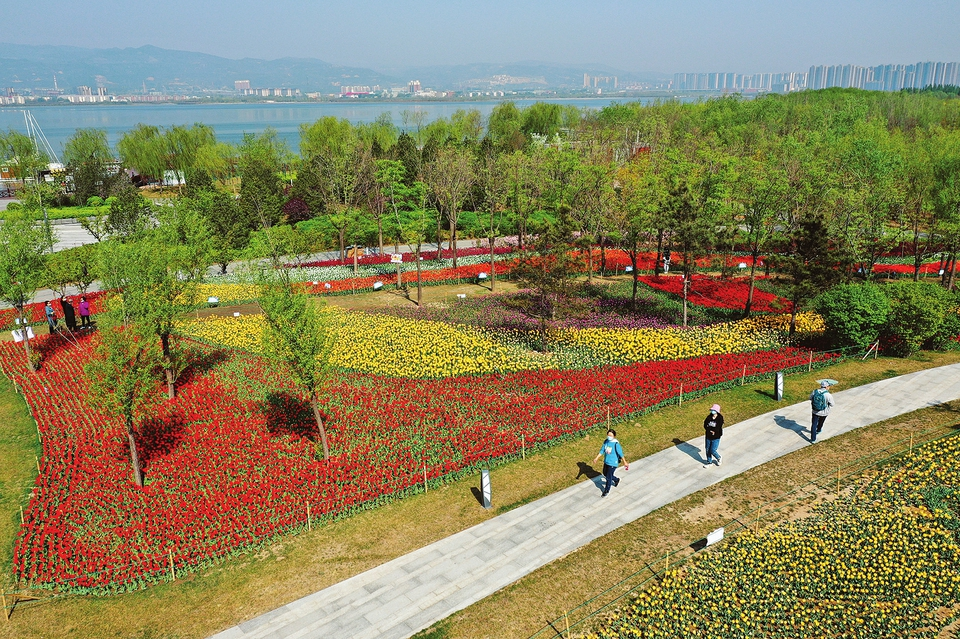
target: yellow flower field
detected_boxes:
[178,309,827,377]
[550,313,824,365]
[178,310,546,377]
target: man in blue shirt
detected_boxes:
[593,429,629,497]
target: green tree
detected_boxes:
[43,244,99,296]
[881,281,951,355]
[423,145,475,267]
[258,274,336,460]
[85,313,162,487]
[487,101,527,151]
[116,124,166,187]
[63,128,118,203]
[99,202,213,398]
[238,131,286,230]
[194,189,253,273]
[0,207,51,371]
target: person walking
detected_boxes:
[60,297,77,331]
[78,296,91,328]
[703,404,724,467]
[593,429,628,497]
[810,381,835,443]
[44,301,56,334]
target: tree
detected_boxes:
[85,313,161,487]
[509,211,586,350]
[0,129,49,187]
[238,131,286,231]
[99,202,213,398]
[502,149,541,251]
[258,274,336,460]
[117,124,166,187]
[476,142,508,292]
[423,146,475,267]
[104,185,153,240]
[735,148,790,315]
[0,208,51,371]
[377,159,433,304]
[613,154,663,309]
[43,244,99,296]
[63,128,118,204]
[194,189,254,273]
[930,130,960,291]
[299,118,372,262]
[487,101,527,152]
[881,281,951,355]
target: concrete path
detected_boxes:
[210,363,960,639]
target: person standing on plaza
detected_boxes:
[593,429,628,497]
[44,301,56,334]
[78,296,91,328]
[703,404,724,467]
[60,297,77,331]
[810,381,835,443]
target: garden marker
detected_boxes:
[168,551,175,581]
[520,434,525,460]
[678,384,683,407]
[307,502,312,531]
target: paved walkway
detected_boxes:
[211,363,960,639]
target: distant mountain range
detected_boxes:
[0,43,668,94]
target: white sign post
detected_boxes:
[480,469,492,509]
[706,527,725,547]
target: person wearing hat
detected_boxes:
[809,381,835,443]
[703,404,724,467]
[44,301,57,334]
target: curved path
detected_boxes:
[211,363,960,639]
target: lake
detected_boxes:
[0,98,656,157]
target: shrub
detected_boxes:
[880,281,950,356]
[86,196,104,207]
[814,282,889,349]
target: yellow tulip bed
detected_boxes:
[584,434,960,638]
[178,311,546,378]
[550,313,824,366]
[178,309,826,377]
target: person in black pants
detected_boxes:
[703,404,724,467]
[60,297,77,331]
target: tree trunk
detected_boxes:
[339,228,346,263]
[377,219,384,255]
[630,247,639,311]
[17,308,35,372]
[220,261,229,275]
[654,231,664,276]
[160,332,175,399]
[587,247,594,284]
[600,238,607,276]
[450,217,458,268]
[489,233,496,293]
[126,416,144,487]
[949,253,958,292]
[682,272,689,328]
[416,245,423,306]
[744,250,759,317]
[309,395,330,461]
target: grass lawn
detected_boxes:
[1,338,959,636]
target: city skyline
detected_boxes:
[1,0,959,73]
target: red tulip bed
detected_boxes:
[291,246,515,269]
[638,274,791,313]
[872,261,944,276]
[299,260,522,296]
[1,333,836,593]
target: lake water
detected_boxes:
[0,98,652,157]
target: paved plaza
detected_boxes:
[211,363,960,639]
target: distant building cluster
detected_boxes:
[234,80,300,97]
[807,62,960,91]
[583,74,618,89]
[673,61,960,94]
[340,85,381,97]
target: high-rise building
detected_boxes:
[234,80,251,91]
[408,80,421,94]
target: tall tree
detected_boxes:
[238,131,286,231]
[423,145,474,267]
[258,273,337,460]
[85,312,161,487]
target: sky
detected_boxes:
[4,0,960,73]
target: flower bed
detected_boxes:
[638,274,791,313]
[586,434,960,639]
[3,335,836,592]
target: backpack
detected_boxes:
[812,389,828,412]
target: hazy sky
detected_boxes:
[5,0,960,72]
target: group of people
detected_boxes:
[43,296,92,334]
[592,381,837,496]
